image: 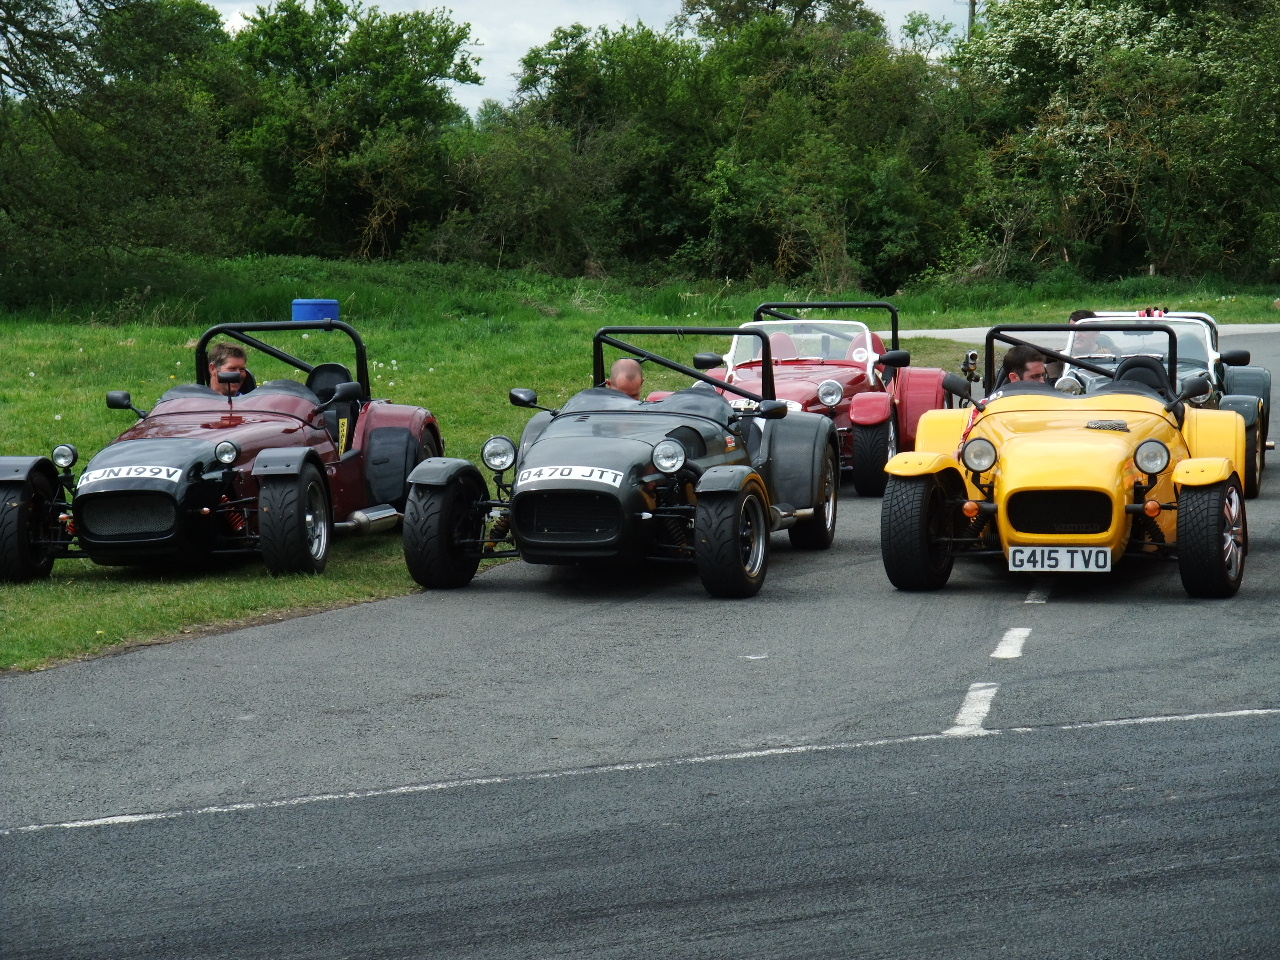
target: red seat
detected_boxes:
[769,332,798,360]
[846,331,886,363]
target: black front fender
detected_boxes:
[696,465,765,497]
[407,457,488,493]
[251,447,325,478]
[0,456,58,487]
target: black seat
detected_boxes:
[306,363,358,452]
[1112,355,1174,399]
[306,363,354,403]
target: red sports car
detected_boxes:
[0,320,443,580]
[708,302,962,495]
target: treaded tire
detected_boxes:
[260,464,331,575]
[789,446,838,550]
[1244,422,1263,499]
[402,479,483,588]
[0,475,59,583]
[1177,477,1246,598]
[880,473,955,591]
[695,483,769,598]
[850,417,895,497]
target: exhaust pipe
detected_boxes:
[334,504,401,535]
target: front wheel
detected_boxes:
[402,479,483,588]
[0,474,62,583]
[695,483,769,598]
[789,446,838,550]
[1177,477,1246,598]
[259,464,332,575]
[850,416,895,497]
[880,474,956,591]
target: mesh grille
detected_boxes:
[515,492,619,543]
[1006,491,1112,535]
[79,494,177,538]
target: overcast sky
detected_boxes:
[207,0,970,114]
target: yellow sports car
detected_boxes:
[881,324,1248,598]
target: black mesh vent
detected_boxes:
[79,494,177,538]
[515,492,619,543]
[1006,491,1112,535]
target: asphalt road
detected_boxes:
[3,331,1278,959]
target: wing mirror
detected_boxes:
[942,372,973,402]
[693,352,724,370]
[510,387,558,415]
[106,390,147,419]
[1166,376,1212,411]
[1220,349,1250,366]
[756,399,789,420]
[879,350,911,368]
[317,380,361,412]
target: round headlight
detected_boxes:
[1055,377,1083,395]
[1134,439,1170,475]
[481,435,518,472]
[652,438,687,474]
[961,437,998,473]
[51,444,78,469]
[817,379,844,407]
[783,399,804,413]
[214,440,240,465]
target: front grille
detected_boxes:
[515,492,620,543]
[1006,491,1112,535]
[78,493,177,538]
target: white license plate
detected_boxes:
[1008,546,1111,572]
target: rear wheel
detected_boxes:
[402,479,483,588]
[789,446,838,550]
[850,416,895,497]
[1177,477,1246,598]
[260,464,331,575]
[695,483,769,598]
[880,474,956,591]
[1244,422,1263,498]
[0,474,61,582]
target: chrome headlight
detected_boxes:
[481,435,518,472]
[1055,377,1083,395]
[1134,439,1170,475]
[817,379,843,407]
[51,444,79,469]
[214,440,240,465]
[652,438,686,474]
[961,437,998,473]
[783,399,804,413]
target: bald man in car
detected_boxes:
[607,358,645,399]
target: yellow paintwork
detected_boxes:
[889,390,1246,562]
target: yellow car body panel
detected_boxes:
[1173,457,1235,487]
[885,451,963,477]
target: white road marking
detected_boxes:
[5,707,1277,837]
[1025,583,1050,603]
[741,655,769,660]
[991,628,1032,660]
[943,682,1000,736]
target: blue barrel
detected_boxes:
[292,298,340,322]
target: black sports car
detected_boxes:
[402,326,841,597]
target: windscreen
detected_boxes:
[728,320,874,367]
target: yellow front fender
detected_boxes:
[1173,457,1236,488]
[886,451,964,478]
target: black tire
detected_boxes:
[695,483,769,598]
[1244,421,1263,499]
[850,416,896,497]
[0,475,61,583]
[789,446,838,550]
[259,464,331,575]
[880,473,956,591]
[1177,477,1246,598]
[402,479,483,588]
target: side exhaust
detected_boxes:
[334,504,401,535]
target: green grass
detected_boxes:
[4,256,1278,669]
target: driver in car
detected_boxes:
[208,342,251,396]
[607,357,645,399]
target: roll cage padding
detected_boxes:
[195,320,371,401]
[754,301,901,351]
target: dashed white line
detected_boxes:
[943,682,1000,737]
[991,628,1032,659]
[5,707,1276,837]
